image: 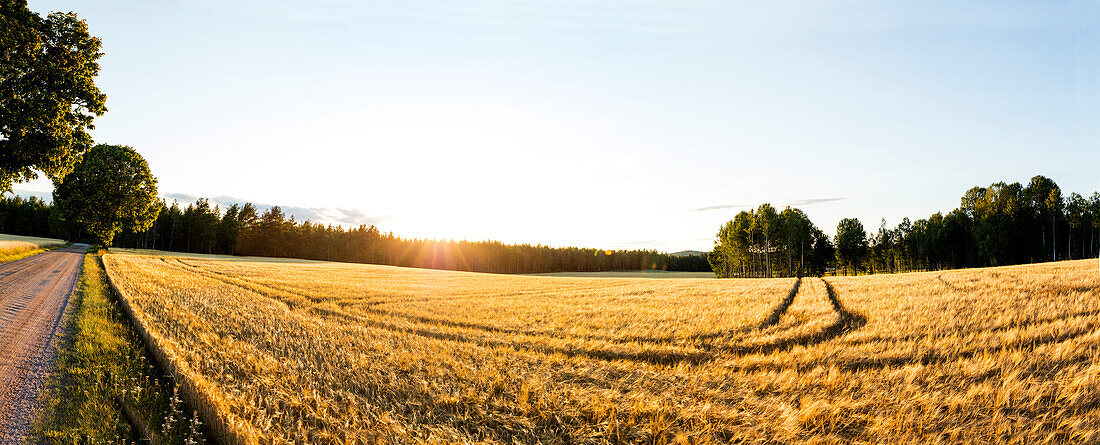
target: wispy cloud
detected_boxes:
[692,197,849,212]
[691,203,750,212]
[162,193,391,227]
[10,189,396,227]
[787,197,849,206]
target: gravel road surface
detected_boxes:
[0,244,86,444]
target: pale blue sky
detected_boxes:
[21,0,1100,251]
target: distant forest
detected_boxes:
[710,175,1100,277]
[0,196,710,274]
[3,174,1097,276]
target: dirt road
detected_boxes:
[0,244,86,444]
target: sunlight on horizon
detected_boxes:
[19,0,1100,251]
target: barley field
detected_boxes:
[102,251,1100,444]
[0,233,66,262]
[530,271,716,279]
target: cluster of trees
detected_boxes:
[3,2,163,248]
[2,1,159,244]
[714,175,1100,277]
[106,200,710,274]
[846,177,1100,274]
[0,195,52,238]
[708,204,835,278]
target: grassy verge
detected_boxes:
[30,248,207,444]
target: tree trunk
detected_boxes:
[764,238,771,278]
[1052,215,1057,261]
[787,238,792,277]
[799,241,805,276]
[787,250,792,277]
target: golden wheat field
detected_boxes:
[0,233,66,261]
[101,251,1100,444]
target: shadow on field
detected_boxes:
[841,305,1100,348]
[161,258,868,366]
[759,277,803,328]
[935,271,1097,295]
[171,257,809,344]
[727,278,1100,375]
[710,279,867,356]
[810,323,1100,376]
[316,276,867,365]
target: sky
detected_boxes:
[19,0,1100,252]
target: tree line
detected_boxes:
[712,175,1100,277]
[5,2,1098,279]
[0,194,710,274]
[0,195,52,237]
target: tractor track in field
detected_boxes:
[139,257,868,366]
[161,258,811,341]
[0,244,86,445]
[166,258,815,346]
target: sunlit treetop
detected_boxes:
[0,0,106,193]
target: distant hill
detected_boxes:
[10,189,53,202]
[670,250,706,257]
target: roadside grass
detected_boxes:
[30,248,206,445]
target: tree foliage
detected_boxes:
[7,172,1098,276]
[52,144,159,246]
[835,218,868,275]
[711,175,1100,278]
[709,204,834,278]
[0,0,106,192]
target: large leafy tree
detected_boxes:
[835,217,868,275]
[53,144,159,246]
[1,0,106,193]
